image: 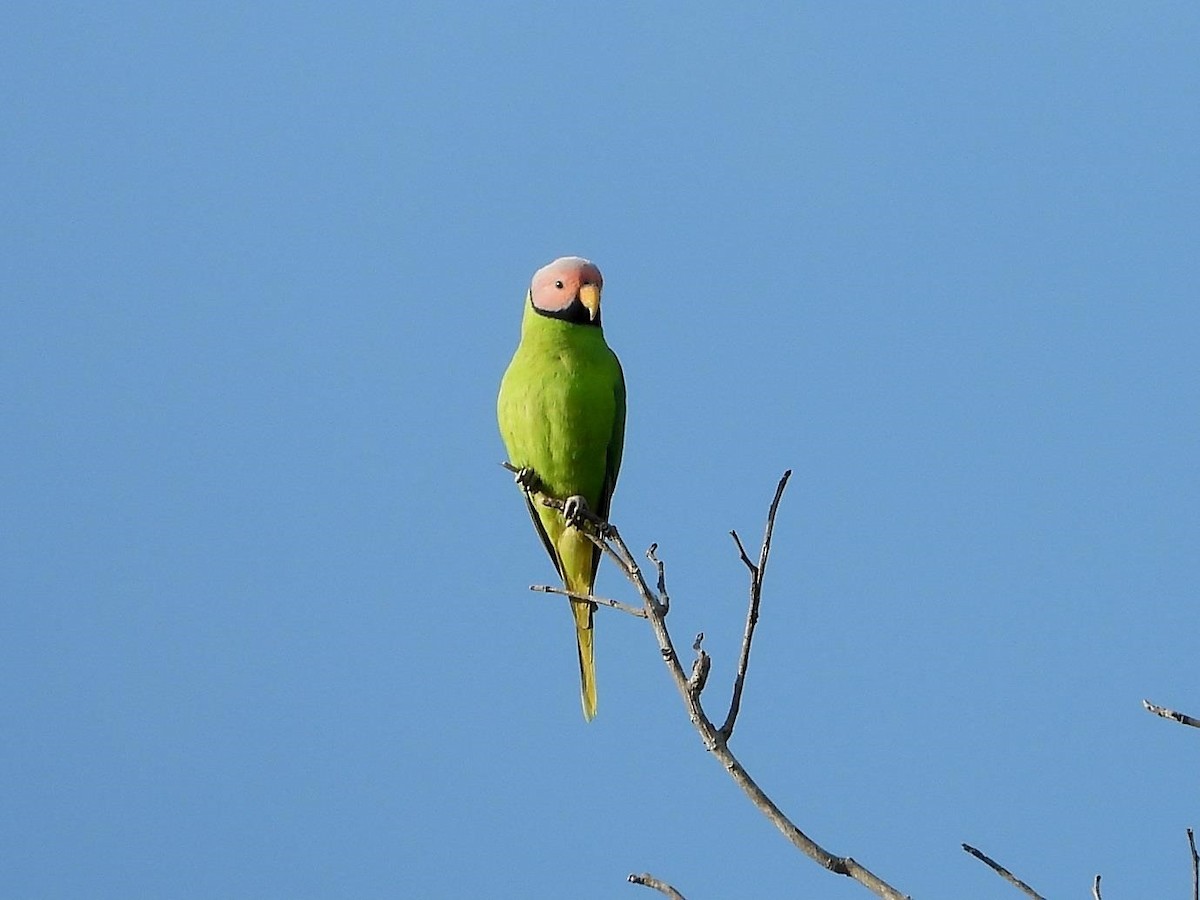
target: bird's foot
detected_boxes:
[562,495,591,528]
[560,497,614,536]
[513,466,543,495]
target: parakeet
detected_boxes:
[497,257,626,721]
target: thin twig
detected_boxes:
[1143,699,1200,728]
[530,584,648,618]
[730,530,756,573]
[962,844,1046,900]
[720,470,792,740]
[628,872,687,899]
[594,528,638,577]
[1188,827,1198,900]
[688,633,711,695]
[1092,873,1102,900]
[647,543,670,614]
[606,525,664,613]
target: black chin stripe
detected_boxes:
[530,295,601,327]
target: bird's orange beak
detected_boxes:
[578,283,601,321]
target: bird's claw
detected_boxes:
[563,495,590,528]
[513,466,542,494]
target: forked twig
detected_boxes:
[1143,699,1200,729]
[628,872,687,899]
[720,471,790,740]
[962,844,1046,900]
[504,465,908,900]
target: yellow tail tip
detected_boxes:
[573,599,597,721]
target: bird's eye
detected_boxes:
[554,280,564,289]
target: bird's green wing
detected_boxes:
[598,353,625,520]
[521,492,563,580]
[589,352,626,582]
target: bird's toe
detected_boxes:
[563,495,590,527]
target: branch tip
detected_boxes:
[628,872,687,900]
[1188,827,1198,900]
[962,843,1046,900]
[1143,698,1200,728]
[729,529,757,573]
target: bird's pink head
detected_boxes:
[529,256,604,325]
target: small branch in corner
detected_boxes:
[962,844,1046,900]
[1188,827,1198,900]
[628,872,687,900]
[1143,699,1200,728]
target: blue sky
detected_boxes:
[3,3,1198,898]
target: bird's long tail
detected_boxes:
[571,598,597,721]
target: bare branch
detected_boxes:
[1189,827,1198,900]
[720,470,792,741]
[1143,699,1200,728]
[591,527,639,577]
[603,524,664,614]
[1092,873,1102,900]
[729,529,756,573]
[962,844,1046,900]
[614,474,906,899]
[530,584,647,618]
[646,543,671,614]
[688,632,711,695]
[628,872,687,899]
[504,465,908,899]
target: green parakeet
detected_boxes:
[497,257,626,721]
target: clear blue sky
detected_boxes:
[3,3,1198,898]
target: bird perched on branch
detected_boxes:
[497,257,626,721]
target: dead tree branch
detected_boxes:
[1189,827,1198,900]
[1143,699,1200,729]
[1092,873,1102,900]
[628,872,687,899]
[962,844,1045,900]
[647,543,670,613]
[506,465,909,900]
[529,584,647,618]
[688,632,711,695]
[719,471,788,739]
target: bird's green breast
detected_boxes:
[497,313,622,508]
